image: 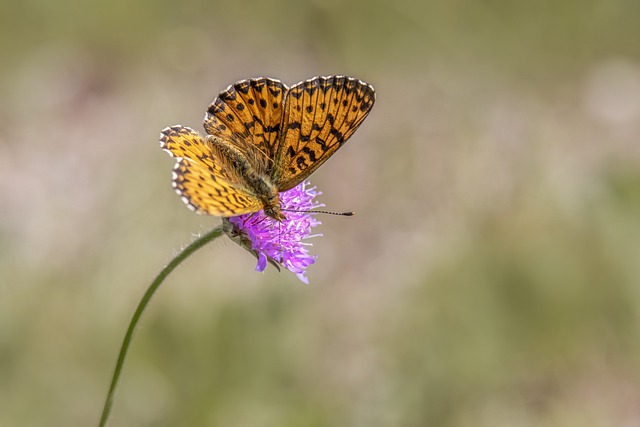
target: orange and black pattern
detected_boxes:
[203,78,287,161]
[273,76,375,191]
[160,126,262,216]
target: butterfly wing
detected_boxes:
[160,125,263,216]
[272,76,375,191]
[203,77,288,162]
[172,158,263,216]
[160,124,216,163]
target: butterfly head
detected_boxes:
[263,203,286,222]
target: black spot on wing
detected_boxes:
[302,146,317,162]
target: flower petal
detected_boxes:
[225,181,323,283]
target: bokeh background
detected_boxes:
[2,1,640,426]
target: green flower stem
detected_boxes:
[98,225,224,427]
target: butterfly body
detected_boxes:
[205,134,284,220]
[160,76,375,220]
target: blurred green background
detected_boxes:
[2,0,640,426]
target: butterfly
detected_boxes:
[160,75,375,221]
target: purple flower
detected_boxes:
[222,181,323,284]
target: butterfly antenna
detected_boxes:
[282,209,355,217]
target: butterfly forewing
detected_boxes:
[203,77,288,161]
[160,125,262,216]
[273,76,375,191]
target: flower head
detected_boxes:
[223,181,323,284]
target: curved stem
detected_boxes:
[98,225,224,427]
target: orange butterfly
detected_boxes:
[160,76,375,220]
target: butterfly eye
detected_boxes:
[263,206,286,222]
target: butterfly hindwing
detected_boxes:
[160,125,216,163]
[272,76,375,191]
[160,125,262,216]
[172,158,262,216]
[203,77,288,161]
